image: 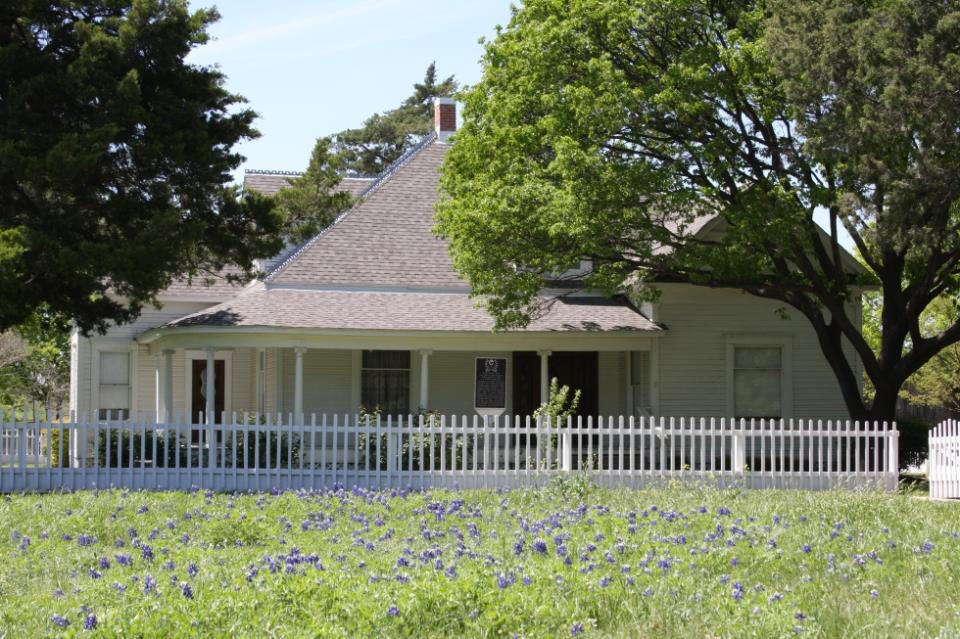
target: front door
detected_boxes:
[191,359,225,424]
[511,351,599,418]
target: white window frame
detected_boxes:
[91,341,138,421]
[183,350,233,421]
[725,335,793,419]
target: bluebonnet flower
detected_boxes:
[84,614,98,630]
[89,568,103,579]
[533,538,548,554]
[77,534,96,547]
[870,589,880,599]
[144,574,157,594]
[99,557,111,570]
[795,611,806,621]
[769,592,784,603]
[181,582,193,599]
[53,588,65,598]
[113,581,127,593]
[187,563,198,577]
[731,582,745,602]
[115,553,132,566]
[17,536,29,551]
[140,545,154,561]
[51,614,69,627]
[642,587,654,597]
[801,544,812,554]
[387,604,399,617]
[571,622,585,636]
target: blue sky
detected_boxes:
[188,1,514,181]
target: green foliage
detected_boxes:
[1,489,959,637]
[272,138,356,244]
[533,377,581,423]
[436,0,960,420]
[0,307,70,409]
[332,62,458,175]
[0,1,285,333]
[895,417,934,471]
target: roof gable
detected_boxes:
[268,136,462,288]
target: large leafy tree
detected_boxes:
[271,138,355,244]
[331,62,458,176]
[0,1,284,334]
[436,0,960,420]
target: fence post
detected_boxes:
[385,415,396,477]
[561,416,572,472]
[888,422,899,491]
[733,423,746,474]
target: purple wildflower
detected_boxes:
[387,604,399,617]
[84,614,98,630]
[51,615,69,628]
[181,582,194,599]
[571,622,585,636]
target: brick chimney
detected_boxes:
[434,97,456,142]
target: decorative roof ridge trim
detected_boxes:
[263,130,439,282]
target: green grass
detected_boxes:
[0,482,958,638]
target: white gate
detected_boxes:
[929,419,960,499]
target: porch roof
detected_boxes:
[155,288,662,334]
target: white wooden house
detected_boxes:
[69,99,863,427]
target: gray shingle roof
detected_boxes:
[160,265,249,299]
[163,288,660,333]
[268,140,461,287]
[243,172,374,198]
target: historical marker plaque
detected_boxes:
[474,357,507,415]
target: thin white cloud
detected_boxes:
[203,0,405,52]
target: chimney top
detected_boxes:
[434,97,456,142]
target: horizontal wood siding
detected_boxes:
[426,351,513,415]
[280,349,353,415]
[656,285,858,419]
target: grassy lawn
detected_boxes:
[0,482,957,638]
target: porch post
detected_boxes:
[205,348,215,424]
[537,350,551,405]
[160,349,174,423]
[418,350,432,411]
[294,348,306,422]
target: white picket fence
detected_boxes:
[929,420,960,499]
[0,412,899,493]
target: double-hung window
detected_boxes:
[729,342,790,419]
[361,350,410,415]
[98,351,131,420]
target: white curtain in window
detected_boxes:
[733,346,781,418]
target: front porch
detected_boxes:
[131,338,659,427]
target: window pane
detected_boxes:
[100,352,130,385]
[99,385,130,410]
[362,350,410,369]
[734,370,781,418]
[361,370,410,414]
[734,347,781,369]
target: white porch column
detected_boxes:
[418,350,432,411]
[537,350,552,405]
[294,348,306,422]
[205,348,215,424]
[159,349,174,423]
